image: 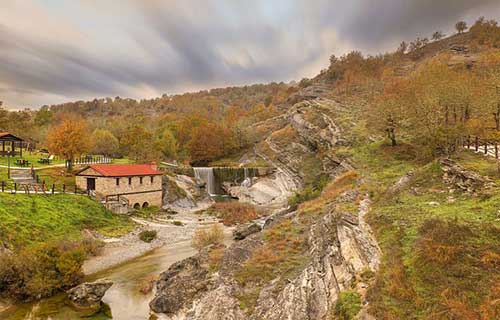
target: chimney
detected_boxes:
[150,161,158,171]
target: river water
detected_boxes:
[0,241,197,320]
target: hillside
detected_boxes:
[146,21,500,320]
[0,193,133,250]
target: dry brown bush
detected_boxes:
[191,224,224,251]
[208,202,258,226]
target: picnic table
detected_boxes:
[16,159,31,167]
[38,155,54,164]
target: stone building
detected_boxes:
[75,164,163,213]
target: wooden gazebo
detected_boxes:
[0,132,24,157]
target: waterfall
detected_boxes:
[193,167,216,196]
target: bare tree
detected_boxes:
[455,21,468,34]
[432,31,445,41]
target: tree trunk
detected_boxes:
[387,128,397,146]
[68,157,73,172]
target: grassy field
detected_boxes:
[0,193,135,249]
[352,143,500,319]
[0,152,65,168]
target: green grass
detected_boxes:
[111,157,135,164]
[0,193,134,249]
[0,152,64,168]
[333,290,362,320]
[357,142,500,319]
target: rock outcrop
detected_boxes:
[150,197,380,320]
[150,248,214,315]
[233,223,262,240]
[67,279,113,310]
[440,158,493,192]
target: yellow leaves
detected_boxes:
[46,117,90,161]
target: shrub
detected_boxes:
[0,239,94,300]
[207,202,258,226]
[139,230,157,243]
[192,224,224,251]
[172,220,183,226]
[334,291,362,320]
[208,246,225,272]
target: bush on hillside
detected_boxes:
[206,202,258,226]
[0,239,101,301]
[139,230,158,243]
[191,224,224,251]
[333,290,362,320]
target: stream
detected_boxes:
[0,240,197,320]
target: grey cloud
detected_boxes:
[0,0,499,108]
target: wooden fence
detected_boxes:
[463,135,500,159]
[0,180,90,196]
[66,155,112,169]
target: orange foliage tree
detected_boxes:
[46,117,90,171]
[187,122,236,165]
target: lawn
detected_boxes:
[0,193,135,249]
[0,152,65,168]
[355,142,500,319]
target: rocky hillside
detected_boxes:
[149,29,500,320]
[149,84,384,319]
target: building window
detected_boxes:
[150,176,154,184]
[128,177,132,185]
[139,177,143,184]
[116,178,120,186]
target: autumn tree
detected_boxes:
[46,117,90,171]
[120,125,158,162]
[187,122,237,165]
[91,129,119,156]
[156,128,178,159]
[455,21,468,34]
[370,79,411,146]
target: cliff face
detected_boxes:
[150,92,381,320]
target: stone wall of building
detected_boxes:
[76,167,163,208]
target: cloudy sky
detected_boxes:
[1,0,499,109]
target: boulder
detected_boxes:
[440,159,493,192]
[67,279,113,310]
[233,223,262,240]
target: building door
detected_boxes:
[86,178,96,191]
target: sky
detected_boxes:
[1,0,500,109]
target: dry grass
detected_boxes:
[207,202,258,226]
[235,218,308,312]
[191,224,224,251]
[208,246,226,272]
[298,170,358,215]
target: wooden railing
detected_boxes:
[66,155,112,168]
[463,135,500,159]
[0,181,89,195]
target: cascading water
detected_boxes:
[193,167,216,196]
[194,167,259,196]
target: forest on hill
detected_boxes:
[0,17,499,168]
[1,18,500,168]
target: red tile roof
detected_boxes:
[0,132,23,141]
[82,164,162,177]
